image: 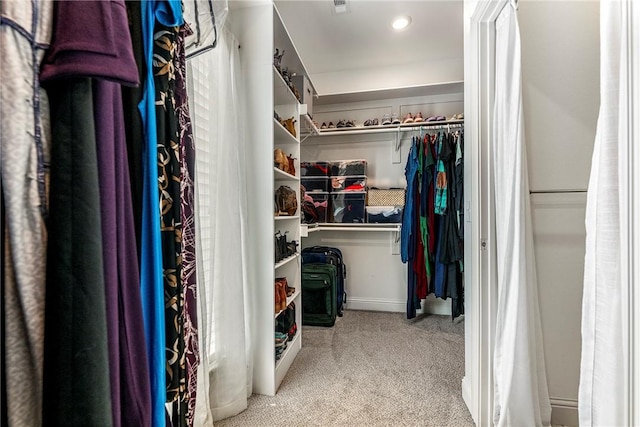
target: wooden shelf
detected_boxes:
[274,167,299,180]
[314,223,401,232]
[274,215,300,221]
[274,117,299,144]
[314,81,463,106]
[275,253,299,269]
[314,119,464,137]
[299,112,320,139]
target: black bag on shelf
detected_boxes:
[276,302,296,340]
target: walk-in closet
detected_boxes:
[231,0,469,416]
[5,0,633,426]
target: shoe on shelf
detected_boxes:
[381,114,392,125]
[391,113,401,125]
[435,116,446,121]
[363,119,373,127]
[413,112,424,122]
[320,122,327,129]
[372,118,379,126]
[402,113,414,124]
[328,122,336,129]
[336,120,346,128]
[345,120,355,127]
[274,284,281,313]
[425,115,437,122]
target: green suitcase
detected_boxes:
[301,263,338,327]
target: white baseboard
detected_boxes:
[345,296,451,315]
[461,376,477,425]
[550,398,578,426]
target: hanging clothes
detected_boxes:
[43,77,113,426]
[175,21,200,427]
[401,137,421,318]
[139,1,183,426]
[0,1,53,425]
[122,0,146,256]
[401,128,464,320]
[40,1,149,425]
[154,21,188,425]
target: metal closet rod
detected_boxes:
[529,189,587,194]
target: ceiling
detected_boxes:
[274,0,464,96]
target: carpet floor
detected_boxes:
[216,310,473,426]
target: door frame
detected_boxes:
[462,1,506,425]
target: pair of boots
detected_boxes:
[275,277,295,314]
[275,278,288,313]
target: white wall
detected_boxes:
[311,59,464,97]
[519,1,599,424]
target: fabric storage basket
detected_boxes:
[300,161,330,177]
[330,191,366,223]
[330,159,367,176]
[367,188,406,207]
[330,175,367,192]
[301,177,330,192]
[366,206,403,223]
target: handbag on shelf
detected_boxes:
[275,185,298,216]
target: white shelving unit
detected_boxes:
[234,1,316,396]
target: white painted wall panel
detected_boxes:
[530,193,586,426]
[519,0,600,193]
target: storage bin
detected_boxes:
[366,206,404,223]
[308,192,329,223]
[330,191,366,223]
[292,75,314,116]
[330,159,367,176]
[300,161,330,177]
[330,175,367,192]
[367,188,406,206]
[301,177,330,192]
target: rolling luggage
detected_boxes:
[301,246,347,316]
[301,263,338,327]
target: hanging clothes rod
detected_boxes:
[529,189,587,194]
[312,120,464,137]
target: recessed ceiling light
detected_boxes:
[392,15,411,31]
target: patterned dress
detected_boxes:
[175,21,200,427]
[153,22,186,421]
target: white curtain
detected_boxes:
[491,2,551,425]
[579,1,636,425]
[188,22,253,425]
